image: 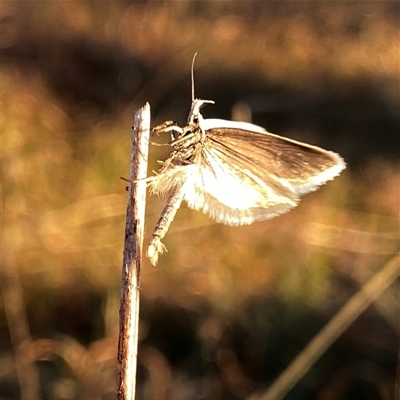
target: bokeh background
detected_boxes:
[1,2,399,400]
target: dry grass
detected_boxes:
[1,1,399,399]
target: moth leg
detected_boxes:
[147,186,185,266]
[151,121,183,140]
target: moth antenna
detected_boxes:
[191,52,197,102]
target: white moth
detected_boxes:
[147,56,346,265]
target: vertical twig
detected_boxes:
[116,103,150,400]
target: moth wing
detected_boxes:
[181,148,301,226]
[149,124,345,226]
[206,126,346,195]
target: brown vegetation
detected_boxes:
[1,2,399,399]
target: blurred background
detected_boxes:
[1,1,399,400]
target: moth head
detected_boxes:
[188,99,215,126]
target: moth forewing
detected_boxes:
[201,118,268,134]
[204,126,346,188]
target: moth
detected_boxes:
[147,56,346,265]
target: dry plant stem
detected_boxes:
[250,253,400,400]
[147,186,184,266]
[116,103,150,400]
